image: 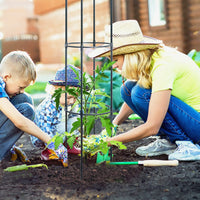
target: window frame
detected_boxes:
[147,0,168,30]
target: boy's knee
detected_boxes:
[16,103,35,121]
[24,104,35,120]
[10,93,34,105]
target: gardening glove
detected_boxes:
[100,124,118,138]
[82,134,106,153]
[46,142,68,167]
[10,145,30,163]
[112,123,118,136]
[88,124,118,146]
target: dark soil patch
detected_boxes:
[0,119,200,200]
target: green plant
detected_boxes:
[49,61,126,156]
[188,49,200,67]
[67,55,81,67]
[25,82,47,94]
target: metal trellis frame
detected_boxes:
[65,0,113,179]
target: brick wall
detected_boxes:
[27,18,39,35]
[136,0,200,53]
[139,0,185,52]
[2,35,40,63]
[35,0,110,64]
[0,0,35,37]
[186,0,200,52]
[35,0,200,63]
[37,8,65,64]
[34,0,65,15]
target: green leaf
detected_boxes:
[67,135,76,149]
[188,49,200,68]
[188,49,196,59]
[66,87,79,98]
[70,118,81,133]
[109,140,127,150]
[196,61,200,67]
[54,133,65,149]
[94,89,110,98]
[52,88,63,110]
[70,66,81,85]
[85,116,95,135]
[100,117,113,136]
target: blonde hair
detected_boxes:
[0,51,36,83]
[121,47,161,88]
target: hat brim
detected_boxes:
[89,36,162,58]
[49,80,65,86]
[49,80,80,87]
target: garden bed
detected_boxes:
[0,119,200,200]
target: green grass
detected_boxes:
[25,82,47,94]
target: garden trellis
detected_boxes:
[65,0,114,179]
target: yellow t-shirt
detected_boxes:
[151,47,200,112]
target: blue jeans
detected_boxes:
[0,93,35,160]
[121,80,200,144]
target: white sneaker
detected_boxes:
[136,138,176,156]
[168,141,200,161]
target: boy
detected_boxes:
[30,65,81,158]
[0,51,68,167]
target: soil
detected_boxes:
[0,118,200,200]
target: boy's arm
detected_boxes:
[0,98,51,143]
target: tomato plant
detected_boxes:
[48,61,126,156]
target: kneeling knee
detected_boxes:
[17,103,35,121]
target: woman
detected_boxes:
[89,20,200,161]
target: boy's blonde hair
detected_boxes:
[0,51,36,83]
[121,47,161,88]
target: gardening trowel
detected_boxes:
[106,160,179,166]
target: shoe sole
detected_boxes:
[136,149,176,156]
[168,155,200,161]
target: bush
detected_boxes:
[188,49,200,67]
[25,82,47,94]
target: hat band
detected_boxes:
[105,31,141,38]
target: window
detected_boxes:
[148,0,167,27]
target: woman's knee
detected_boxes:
[120,80,137,100]
[131,85,151,106]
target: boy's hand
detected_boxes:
[45,142,68,167]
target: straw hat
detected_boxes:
[89,20,162,58]
[49,65,80,87]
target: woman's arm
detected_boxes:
[107,90,171,143]
[0,98,51,143]
[112,102,134,125]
